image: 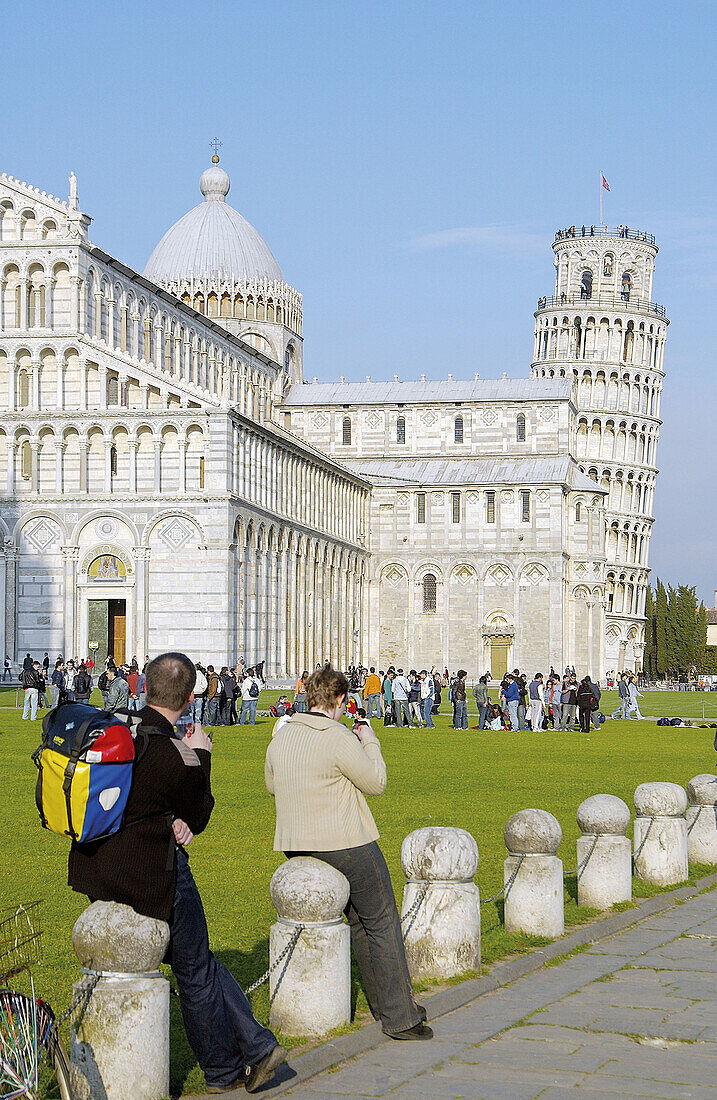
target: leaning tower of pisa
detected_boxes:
[531,225,668,672]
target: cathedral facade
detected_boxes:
[0,163,666,678]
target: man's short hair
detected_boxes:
[306,665,349,712]
[145,652,196,711]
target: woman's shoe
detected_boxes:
[389,1022,434,1040]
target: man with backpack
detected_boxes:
[73,663,92,704]
[20,661,42,720]
[239,667,261,724]
[67,652,287,1094]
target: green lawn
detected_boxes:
[1,689,716,1097]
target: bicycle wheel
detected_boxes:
[36,1000,73,1100]
[0,990,73,1100]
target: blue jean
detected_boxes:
[422,695,435,728]
[22,688,38,720]
[507,700,519,730]
[240,699,257,724]
[611,698,629,719]
[453,699,468,729]
[169,849,276,1087]
[287,842,422,1036]
[478,703,489,730]
[205,697,221,726]
[365,693,382,719]
[294,697,307,713]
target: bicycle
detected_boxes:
[0,902,72,1100]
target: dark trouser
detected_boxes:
[169,849,277,1087]
[394,700,411,727]
[288,842,422,1036]
[578,706,592,733]
[453,699,468,729]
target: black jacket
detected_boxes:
[68,706,214,921]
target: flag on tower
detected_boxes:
[601,174,610,192]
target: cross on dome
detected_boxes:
[210,137,223,163]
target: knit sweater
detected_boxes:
[265,712,387,851]
[67,706,214,921]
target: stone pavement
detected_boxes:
[261,885,717,1099]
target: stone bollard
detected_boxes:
[634,782,689,886]
[686,774,717,865]
[400,826,480,980]
[269,856,350,1037]
[503,809,564,937]
[575,794,632,908]
[70,901,170,1100]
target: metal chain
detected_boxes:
[54,970,101,1031]
[480,853,525,905]
[632,816,654,867]
[244,924,305,998]
[401,883,429,941]
[563,832,601,879]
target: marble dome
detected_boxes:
[143,159,283,284]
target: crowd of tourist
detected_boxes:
[15,647,649,730]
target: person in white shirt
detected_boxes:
[265,665,431,1041]
[392,669,411,727]
[419,671,435,729]
[239,667,262,725]
[528,673,545,731]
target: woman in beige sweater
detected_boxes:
[265,665,431,1040]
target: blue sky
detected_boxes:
[4,0,715,602]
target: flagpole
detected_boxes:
[599,170,603,226]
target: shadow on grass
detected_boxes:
[167,938,372,1098]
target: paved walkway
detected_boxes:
[265,886,717,1099]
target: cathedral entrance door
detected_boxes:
[489,636,511,681]
[108,600,126,666]
[87,599,126,666]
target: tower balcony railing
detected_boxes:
[554,225,656,245]
[536,293,667,318]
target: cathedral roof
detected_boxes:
[339,456,603,493]
[283,378,572,405]
[143,159,283,284]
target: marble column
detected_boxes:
[128,440,138,493]
[153,441,162,494]
[29,439,39,493]
[55,354,64,410]
[7,442,16,493]
[55,441,65,494]
[62,546,78,658]
[178,439,187,494]
[134,548,150,660]
[4,547,17,663]
[78,440,88,493]
[104,441,113,493]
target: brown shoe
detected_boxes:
[245,1045,288,1093]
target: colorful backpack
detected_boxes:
[32,703,144,842]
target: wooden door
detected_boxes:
[490,637,511,681]
[108,599,126,666]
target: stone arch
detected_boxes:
[14,510,67,549]
[143,510,207,552]
[484,561,514,586]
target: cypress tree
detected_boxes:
[655,579,668,677]
[643,585,656,678]
[697,602,708,670]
